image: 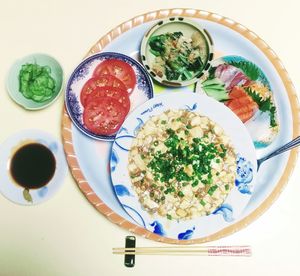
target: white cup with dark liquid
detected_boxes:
[0,129,67,205]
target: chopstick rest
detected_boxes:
[124,236,136,268]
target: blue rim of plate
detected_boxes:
[65,52,154,141]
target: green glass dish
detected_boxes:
[6,53,63,110]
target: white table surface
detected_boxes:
[0,0,300,275]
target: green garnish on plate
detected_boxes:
[147,128,227,199]
[244,87,277,127]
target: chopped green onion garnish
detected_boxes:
[178,191,184,198]
[208,185,218,196]
[167,214,172,220]
[192,180,199,187]
[200,199,206,206]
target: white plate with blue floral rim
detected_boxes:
[65,52,154,141]
[195,55,279,149]
[110,92,257,240]
[0,129,67,205]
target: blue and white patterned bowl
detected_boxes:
[65,52,154,141]
[110,92,257,240]
[0,129,67,205]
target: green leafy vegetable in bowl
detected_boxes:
[19,63,56,103]
[149,31,208,82]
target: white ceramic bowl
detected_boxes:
[0,129,67,205]
[140,17,214,87]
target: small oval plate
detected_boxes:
[195,55,279,149]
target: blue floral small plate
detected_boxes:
[110,92,257,240]
[65,52,154,141]
[0,129,67,205]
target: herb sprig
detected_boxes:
[244,87,277,127]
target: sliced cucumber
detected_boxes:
[32,94,46,102]
[203,88,229,101]
[203,85,226,91]
[202,78,223,86]
[18,63,56,103]
[202,78,229,101]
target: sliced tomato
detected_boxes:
[85,86,130,114]
[93,59,136,93]
[80,75,126,106]
[83,97,126,135]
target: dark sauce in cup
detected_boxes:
[10,143,56,189]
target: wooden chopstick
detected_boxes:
[113,245,252,257]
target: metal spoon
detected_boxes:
[257,136,300,170]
